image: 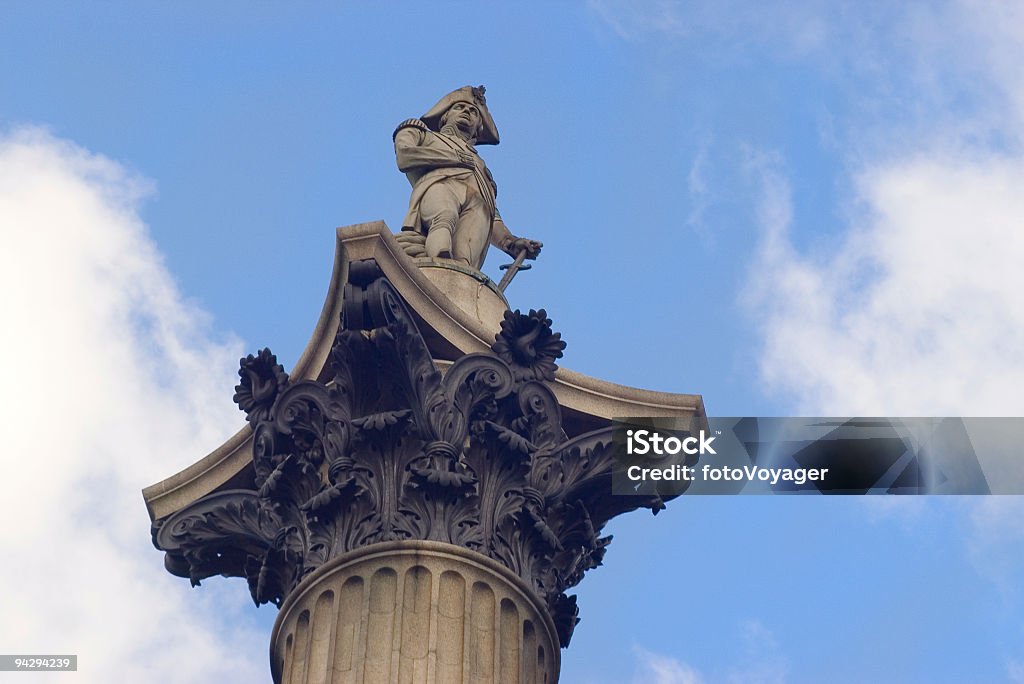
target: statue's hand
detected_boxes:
[508,237,543,259]
[457,150,476,167]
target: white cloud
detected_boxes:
[736,5,1024,666]
[588,0,691,41]
[0,127,267,682]
[1009,658,1024,684]
[737,0,1024,417]
[592,1,1024,677]
[587,0,831,56]
[633,647,705,684]
[632,621,787,684]
[588,2,1021,162]
[727,619,787,684]
[958,0,1024,128]
[746,147,1024,415]
[686,139,715,246]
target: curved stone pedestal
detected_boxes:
[271,541,560,684]
[413,258,509,333]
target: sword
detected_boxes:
[497,248,532,292]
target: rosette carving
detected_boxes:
[152,260,669,646]
[233,348,289,426]
[492,308,566,382]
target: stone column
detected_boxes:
[271,541,558,684]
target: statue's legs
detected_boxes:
[419,182,460,260]
[453,196,490,269]
[419,181,491,269]
[425,222,454,259]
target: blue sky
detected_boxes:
[3,2,1024,682]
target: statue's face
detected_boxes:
[442,101,482,138]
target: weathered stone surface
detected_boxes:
[395,86,542,271]
[152,259,669,648]
[271,541,559,684]
[413,257,509,332]
[142,223,704,524]
[144,224,705,682]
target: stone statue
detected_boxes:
[394,85,542,270]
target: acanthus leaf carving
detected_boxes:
[152,263,676,647]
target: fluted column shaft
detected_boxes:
[271,541,560,684]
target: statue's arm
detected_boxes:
[393,121,467,172]
[491,213,515,251]
[491,211,543,259]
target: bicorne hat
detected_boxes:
[421,85,499,145]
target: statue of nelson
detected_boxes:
[394,85,542,270]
